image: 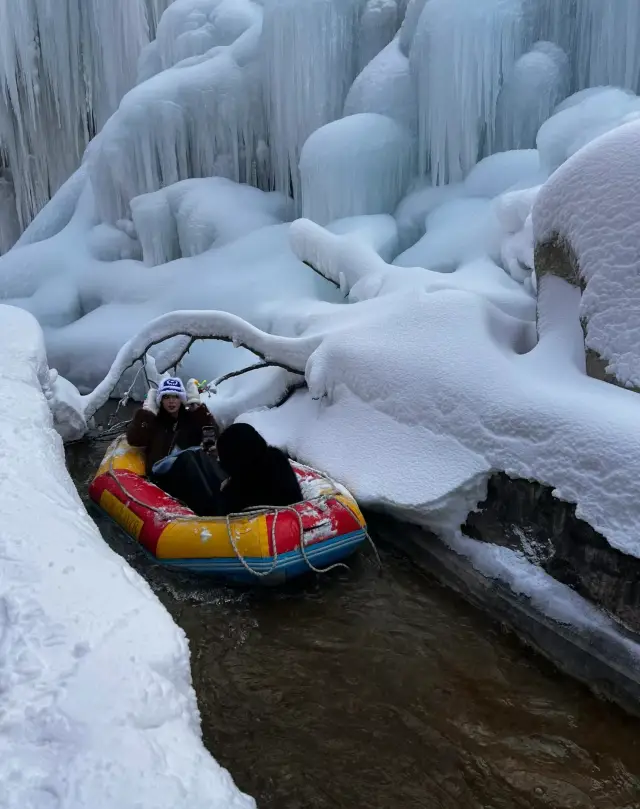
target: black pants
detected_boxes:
[152,448,225,516]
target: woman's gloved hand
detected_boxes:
[185,378,201,407]
[142,387,159,415]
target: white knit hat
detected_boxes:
[156,376,187,405]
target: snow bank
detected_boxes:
[534,118,640,389]
[223,221,640,562]
[0,304,254,809]
[0,179,341,394]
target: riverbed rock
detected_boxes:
[464,473,640,634]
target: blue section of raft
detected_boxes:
[156,529,368,583]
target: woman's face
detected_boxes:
[161,394,181,415]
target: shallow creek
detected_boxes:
[66,433,640,809]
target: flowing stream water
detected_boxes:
[66,433,640,809]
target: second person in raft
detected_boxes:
[126,376,303,516]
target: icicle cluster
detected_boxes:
[575,0,640,93]
[495,42,571,151]
[410,0,531,184]
[88,21,266,223]
[262,0,366,201]
[146,0,176,38]
[0,0,152,241]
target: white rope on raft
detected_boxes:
[104,437,381,579]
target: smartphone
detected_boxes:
[202,426,217,451]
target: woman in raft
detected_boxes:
[126,376,225,515]
[127,377,302,516]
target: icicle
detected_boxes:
[0,0,151,234]
[397,0,429,56]
[0,168,20,254]
[300,113,416,225]
[145,0,176,38]
[533,0,577,60]
[495,41,571,151]
[88,22,266,223]
[356,0,400,73]
[262,0,366,202]
[409,0,530,185]
[576,0,640,93]
[137,0,261,84]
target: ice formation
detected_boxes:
[0,0,151,239]
[88,19,266,224]
[139,0,261,81]
[300,113,415,224]
[409,0,530,184]
[495,42,571,151]
[356,0,400,73]
[575,0,640,93]
[262,0,365,200]
[343,38,417,133]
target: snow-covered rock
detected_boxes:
[0,303,254,809]
[534,118,640,390]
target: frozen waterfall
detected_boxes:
[4,0,640,247]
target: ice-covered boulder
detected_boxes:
[533,118,640,389]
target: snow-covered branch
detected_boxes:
[82,309,321,418]
[289,218,389,295]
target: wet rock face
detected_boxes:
[463,474,640,634]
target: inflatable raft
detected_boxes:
[89,437,368,584]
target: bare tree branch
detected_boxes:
[212,362,271,387]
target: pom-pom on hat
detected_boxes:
[156,377,187,405]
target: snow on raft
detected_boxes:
[0,304,255,809]
[89,437,368,584]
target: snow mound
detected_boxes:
[537,87,640,175]
[0,304,254,809]
[131,177,290,266]
[394,197,504,271]
[534,118,640,390]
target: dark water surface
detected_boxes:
[67,434,640,809]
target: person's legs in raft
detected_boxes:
[152,449,224,515]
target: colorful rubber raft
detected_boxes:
[89,437,368,584]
